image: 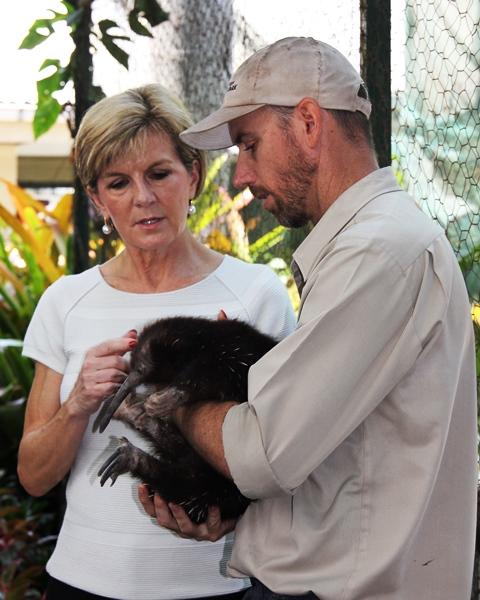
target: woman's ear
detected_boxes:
[87,185,103,212]
[189,160,201,198]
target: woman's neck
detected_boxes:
[100,235,223,293]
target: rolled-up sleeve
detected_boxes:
[223,402,289,498]
[223,234,444,499]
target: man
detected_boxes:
[139,37,477,599]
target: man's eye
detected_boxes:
[241,141,256,155]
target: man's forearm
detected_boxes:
[174,401,237,478]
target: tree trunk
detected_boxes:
[147,0,234,121]
[70,0,94,274]
[360,0,391,167]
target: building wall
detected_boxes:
[0,104,72,207]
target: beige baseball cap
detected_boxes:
[180,36,371,150]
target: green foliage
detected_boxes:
[0,237,39,341]
[33,59,71,139]
[0,474,58,600]
[189,154,287,262]
[188,154,300,310]
[20,0,169,139]
[128,0,169,36]
[0,183,72,476]
[19,6,72,50]
[0,341,34,476]
[248,226,286,263]
[0,186,68,598]
[458,243,480,303]
[474,319,480,387]
[97,19,130,69]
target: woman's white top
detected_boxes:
[23,255,296,600]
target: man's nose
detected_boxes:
[232,154,254,190]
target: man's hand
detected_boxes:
[137,309,236,541]
[138,484,237,542]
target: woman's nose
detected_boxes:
[134,181,155,206]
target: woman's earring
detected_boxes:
[102,217,112,235]
[188,202,196,215]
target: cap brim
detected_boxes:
[180,104,265,150]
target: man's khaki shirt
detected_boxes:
[223,168,477,600]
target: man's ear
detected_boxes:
[294,98,323,149]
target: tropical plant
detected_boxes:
[459,244,480,306]
[0,474,58,600]
[0,183,72,598]
[0,180,73,476]
[189,154,300,310]
[20,0,168,273]
[20,0,168,140]
[472,306,480,400]
[0,179,71,329]
[0,340,34,478]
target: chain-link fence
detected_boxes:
[94,0,479,299]
[98,0,264,122]
[392,0,480,302]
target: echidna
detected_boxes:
[93,316,277,523]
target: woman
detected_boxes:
[17,84,296,600]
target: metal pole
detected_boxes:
[360,0,392,167]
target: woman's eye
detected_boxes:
[108,179,127,190]
[151,170,169,180]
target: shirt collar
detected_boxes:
[292,167,401,291]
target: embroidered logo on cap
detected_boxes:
[227,81,237,92]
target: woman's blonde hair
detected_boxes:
[74,84,207,196]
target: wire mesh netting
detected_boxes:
[392,0,480,302]
[94,0,479,299]
[98,0,263,122]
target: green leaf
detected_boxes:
[98,20,131,41]
[19,29,50,50]
[203,153,229,190]
[249,226,286,262]
[32,60,71,138]
[61,0,77,16]
[39,57,61,71]
[5,346,34,397]
[0,285,24,324]
[128,10,153,37]
[89,84,106,105]
[37,60,70,98]
[33,96,62,139]
[4,564,44,600]
[0,305,22,339]
[98,20,130,69]
[19,10,69,49]
[0,348,16,389]
[132,0,169,28]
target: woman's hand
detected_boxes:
[138,484,237,542]
[18,330,138,496]
[67,330,137,418]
